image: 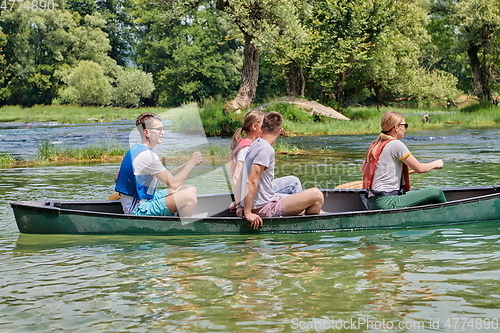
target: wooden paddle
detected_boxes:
[335,170,416,190]
[108,162,187,200]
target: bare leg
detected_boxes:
[166,185,198,217]
[283,188,324,216]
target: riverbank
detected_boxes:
[1,100,499,137]
[0,140,303,167]
[0,105,154,124]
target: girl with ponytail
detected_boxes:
[362,111,446,210]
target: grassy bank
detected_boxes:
[0,105,165,124]
[1,99,500,138]
[196,98,500,136]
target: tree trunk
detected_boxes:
[285,61,305,97]
[334,71,347,107]
[467,43,492,102]
[224,33,259,112]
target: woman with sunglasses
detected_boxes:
[361,111,446,210]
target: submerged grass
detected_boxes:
[35,140,126,165]
[0,152,15,166]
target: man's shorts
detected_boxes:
[133,189,174,216]
[257,195,285,217]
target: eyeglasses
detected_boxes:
[147,127,164,132]
[398,123,409,129]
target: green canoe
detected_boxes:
[10,186,500,235]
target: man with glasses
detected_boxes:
[115,112,203,217]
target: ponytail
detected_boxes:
[231,128,244,150]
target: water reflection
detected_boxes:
[1,124,500,331]
[5,223,500,332]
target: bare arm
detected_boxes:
[244,163,265,229]
[232,160,244,203]
[403,154,443,173]
[155,151,203,190]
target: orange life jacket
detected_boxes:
[362,139,410,191]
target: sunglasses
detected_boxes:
[398,123,409,129]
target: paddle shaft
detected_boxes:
[335,170,416,190]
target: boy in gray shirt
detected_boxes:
[242,111,324,229]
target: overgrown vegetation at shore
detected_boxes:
[0,152,15,166]
[35,140,126,165]
[0,99,498,167]
[196,98,500,136]
[2,97,500,137]
[0,105,161,124]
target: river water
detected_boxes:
[1,119,500,332]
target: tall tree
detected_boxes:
[307,0,397,105]
[456,0,500,102]
[0,10,117,106]
[132,0,242,106]
[259,0,313,98]
[429,0,500,102]
[0,29,9,101]
[361,0,458,106]
[216,0,305,111]
[66,0,135,66]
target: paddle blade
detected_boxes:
[334,181,363,190]
[108,192,121,200]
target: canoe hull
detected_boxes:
[10,187,500,235]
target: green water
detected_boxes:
[1,125,500,332]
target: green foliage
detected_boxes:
[274,140,300,154]
[0,30,9,101]
[112,68,155,107]
[66,0,136,67]
[343,108,381,121]
[0,152,15,165]
[0,10,118,106]
[36,139,59,164]
[56,60,112,106]
[267,103,314,122]
[166,98,240,137]
[428,0,500,101]
[0,0,497,108]
[198,98,241,136]
[133,0,242,106]
[35,139,125,163]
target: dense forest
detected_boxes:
[1,0,499,109]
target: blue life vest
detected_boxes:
[115,144,157,200]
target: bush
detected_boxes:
[0,152,15,165]
[112,69,155,107]
[268,103,314,122]
[199,97,241,137]
[56,61,112,106]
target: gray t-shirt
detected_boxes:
[371,140,411,192]
[243,137,275,209]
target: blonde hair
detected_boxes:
[231,110,264,150]
[365,111,404,158]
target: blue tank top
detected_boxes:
[115,144,156,200]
